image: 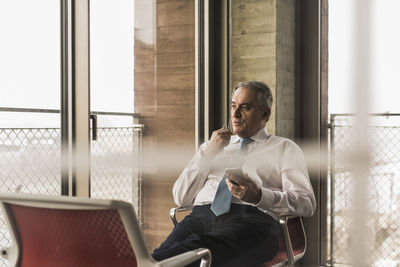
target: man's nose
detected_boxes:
[232,107,241,117]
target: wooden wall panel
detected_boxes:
[134,0,195,251]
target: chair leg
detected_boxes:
[200,257,211,267]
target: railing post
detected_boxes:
[329,113,335,266]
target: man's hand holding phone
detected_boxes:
[225,168,245,185]
[225,168,262,205]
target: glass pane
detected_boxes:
[89,0,141,211]
[90,0,134,113]
[0,1,61,265]
[0,1,60,109]
[329,1,400,266]
[90,115,142,213]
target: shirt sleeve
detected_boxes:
[256,140,316,217]
[172,143,213,207]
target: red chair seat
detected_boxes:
[259,217,306,267]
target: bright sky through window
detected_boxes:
[329,0,400,114]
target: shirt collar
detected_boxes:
[230,127,269,144]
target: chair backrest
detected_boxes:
[0,193,153,267]
[261,217,306,267]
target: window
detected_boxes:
[328,1,400,265]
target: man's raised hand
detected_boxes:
[202,128,231,158]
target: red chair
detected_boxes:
[170,207,307,267]
[0,193,211,267]
[259,216,307,267]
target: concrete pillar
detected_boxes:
[231,0,296,138]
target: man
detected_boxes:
[152,81,316,266]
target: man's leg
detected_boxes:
[152,205,213,261]
[153,204,281,267]
[203,204,282,267]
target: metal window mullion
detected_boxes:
[61,0,70,196]
[61,0,90,197]
[195,0,205,148]
[203,0,209,142]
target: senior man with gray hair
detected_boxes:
[152,81,316,266]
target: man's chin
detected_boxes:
[233,128,246,136]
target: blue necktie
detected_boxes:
[210,137,253,216]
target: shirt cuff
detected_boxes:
[192,148,214,174]
[255,187,276,210]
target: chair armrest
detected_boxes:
[1,246,18,266]
[279,216,295,265]
[278,216,306,265]
[157,248,211,267]
[0,247,8,259]
[169,207,192,227]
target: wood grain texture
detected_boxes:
[134,0,195,252]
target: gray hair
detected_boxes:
[233,81,273,110]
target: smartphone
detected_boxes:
[225,168,245,179]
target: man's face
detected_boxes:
[231,87,268,137]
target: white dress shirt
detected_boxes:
[172,128,316,220]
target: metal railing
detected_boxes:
[0,107,143,266]
[329,113,400,267]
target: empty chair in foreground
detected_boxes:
[0,193,211,267]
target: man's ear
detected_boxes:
[262,108,271,123]
[263,108,270,119]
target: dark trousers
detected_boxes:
[152,204,282,267]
